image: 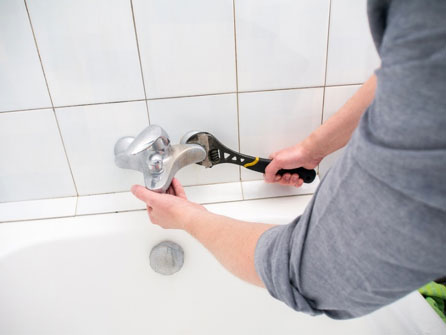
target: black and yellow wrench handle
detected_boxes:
[242,156,316,184]
[210,145,316,184]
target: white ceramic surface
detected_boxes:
[26,0,145,106]
[239,88,323,181]
[132,0,236,98]
[319,85,361,177]
[0,199,444,335]
[0,197,76,223]
[184,182,243,204]
[242,178,319,201]
[76,192,145,216]
[0,0,51,112]
[0,110,76,202]
[56,101,148,195]
[235,0,330,91]
[326,0,380,85]
[148,94,240,185]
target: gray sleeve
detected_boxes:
[255,0,446,320]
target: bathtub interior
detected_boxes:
[0,196,444,335]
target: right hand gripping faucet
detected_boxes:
[114,125,206,193]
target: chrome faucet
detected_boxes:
[114,125,206,193]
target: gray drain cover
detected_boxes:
[149,241,184,275]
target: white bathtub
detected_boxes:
[0,196,444,335]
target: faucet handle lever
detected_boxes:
[125,125,170,155]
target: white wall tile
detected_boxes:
[184,182,243,204]
[26,0,145,106]
[239,88,323,181]
[56,102,149,195]
[0,0,51,112]
[235,0,330,91]
[326,0,380,85]
[319,85,361,177]
[0,110,76,202]
[0,197,77,223]
[76,192,145,216]
[133,0,236,99]
[241,179,319,201]
[148,94,240,186]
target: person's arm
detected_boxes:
[264,74,377,186]
[131,179,274,286]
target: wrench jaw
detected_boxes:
[180,131,216,168]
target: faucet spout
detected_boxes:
[114,125,206,193]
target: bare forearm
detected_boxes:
[305,74,377,158]
[185,210,274,286]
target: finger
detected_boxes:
[166,185,174,195]
[290,174,299,185]
[264,159,281,183]
[268,151,278,160]
[279,173,291,185]
[131,185,158,205]
[297,178,304,187]
[147,205,153,213]
[171,178,187,199]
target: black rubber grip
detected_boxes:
[245,157,316,184]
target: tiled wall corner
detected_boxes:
[235,0,330,91]
[0,0,51,112]
[148,94,240,186]
[238,88,324,181]
[132,0,236,99]
[56,101,149,195]
[319,85,361,177]
[26,0,145,106]
[326,0,380,85]
[0,110,76,202]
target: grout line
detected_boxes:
[317,0,332,176]
[232,0,243,183]
[74,196,79,216]
[0,83,366,114]
[239,180,245,200]
[23,1,54,108]
[146,91,237,101]
[24,0,79,196]
[129,0,151,124]
[53,98,147,110]
[0,106,54,114]
[239,85,325,94]
[321,0,333,126]
[0,192,314,224]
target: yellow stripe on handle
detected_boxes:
[244,157,259,168]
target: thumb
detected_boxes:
[264,159,281,183]
[131,185,158,204]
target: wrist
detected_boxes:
[300,134,325,164]
[182,204,209,233]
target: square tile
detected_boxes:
[184,182,243,204]
[241,178,319,201]
[56,101,149,195]
[148,94,240,186]
[133,0,236,98]
[319,85,361,177]
[0,0,51,112]
[0,197,77,223]
[205,195,314,225]
[26,0,145,106]
[326,0,380,85]
[235,0,330,91]
[238,88,323,181]
[0,109,76,202]
[76,192,145,215]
